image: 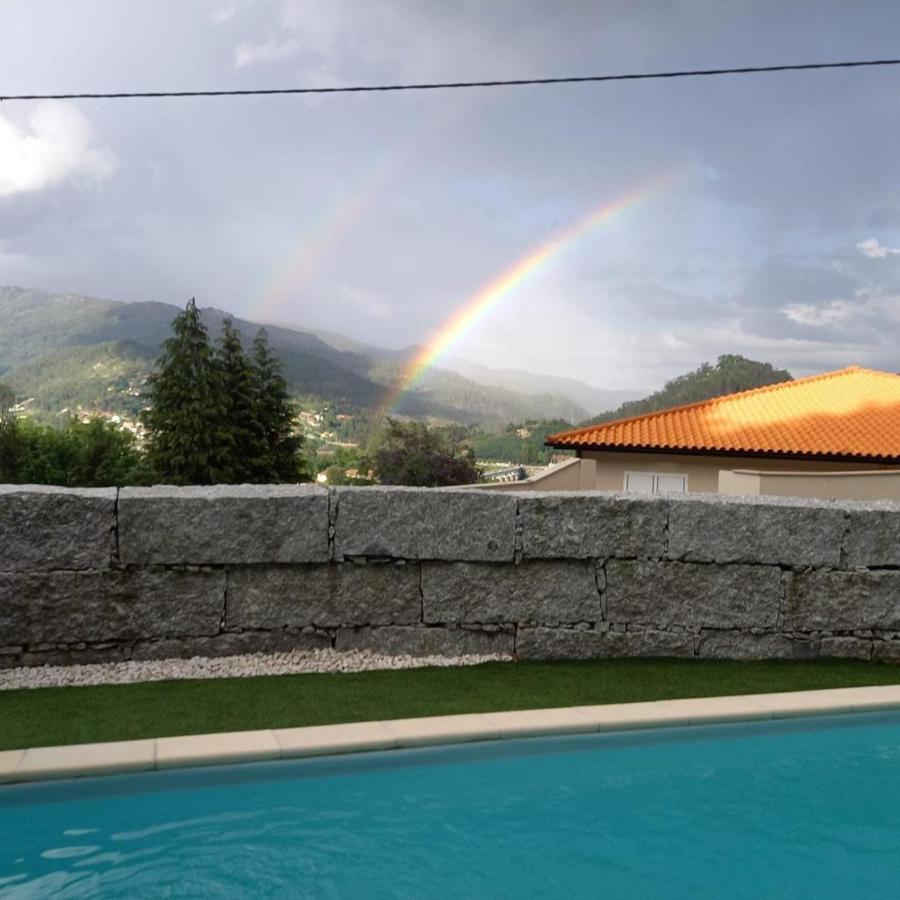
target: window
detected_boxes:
[623,472,655,493]
[624,471,688,494]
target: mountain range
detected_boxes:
[0,286,639,427]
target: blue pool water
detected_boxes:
[3,712,900,898]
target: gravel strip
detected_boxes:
[0,648,513,691]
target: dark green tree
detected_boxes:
[65,418,142,487]
[0,417,72,484]
[251,328,305,482]
[0,417,25,481]
[0,416,141,486]
[370,419,478,486]
[216,319,266,482]
[0,382,14,419]
[142,299,231,484]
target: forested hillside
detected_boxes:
[6,341,153,420]
[471,420,575,464]
[1,289,798,458]
[584,355,793,425]
[0,287,589,426]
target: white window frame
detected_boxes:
[623,471,689,494]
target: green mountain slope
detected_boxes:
[0,286,588,426]
[365,358,588,425]
[6,341,154,421]
[471,419,576,464]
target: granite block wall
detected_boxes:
[2,483,899,667]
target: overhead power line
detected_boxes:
[2,57,900,102]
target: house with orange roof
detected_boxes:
[519,366,900,500]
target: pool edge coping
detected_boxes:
[5,683,900,784]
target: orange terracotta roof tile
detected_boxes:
[548,367,900,462]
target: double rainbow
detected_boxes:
[381,170,683,415]
[250,102,471,324]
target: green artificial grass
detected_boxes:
[3,657,900,751]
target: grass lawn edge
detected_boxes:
[4,657,900,751]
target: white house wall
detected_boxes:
[581,450,891,494]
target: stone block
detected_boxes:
[335,625,514,656]
[517,492,667,560]
[421,560,601,625]
[0,568,224,644]
[516,627,694,660]
[785,569,900,631]
[0,643,132,668]
[819,636,872,660]
[667,493,844,567]
[118,484,329,565]
[696,630,819,659]
[605,559,781,629]
[0,485,115,571]
[873,641,900,663]
[130,630,331,661]
[332,487,515,561]
[226,563,421,630]
[843,502,900,567]
[0,649,22,668]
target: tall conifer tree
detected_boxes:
[142,299,230,484]
[251,328,304,481]
[216,318,266,482]
[0,383,14,419]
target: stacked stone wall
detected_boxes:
[2,484,899,667]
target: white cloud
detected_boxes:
[857,237,900,258]
[0,102,116,197]
[235,36,300,67]
[782,299,856,327]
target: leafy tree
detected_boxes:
[0,417,26,480]
[65,418,142,487]
[0,417,71,484]
[0,416,141,486]
[470,418,576,464]
[216,319,266,482]
[323,463,351,485]
[142,299,231,484]
[251,328,306,482]
[370,419,478,486]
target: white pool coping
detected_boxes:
[5,684,900,784]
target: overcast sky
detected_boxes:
[1,0,899,390]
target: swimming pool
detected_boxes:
[2,712,900,898]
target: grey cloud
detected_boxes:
[2,0,900,389]
[0,193,55,241]
[731,252,900,350]
[740,258,858,309]
[605,281,729,322]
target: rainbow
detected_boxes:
[250,102,471,324]
[251,157,397,323]
[381,170,683,415]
